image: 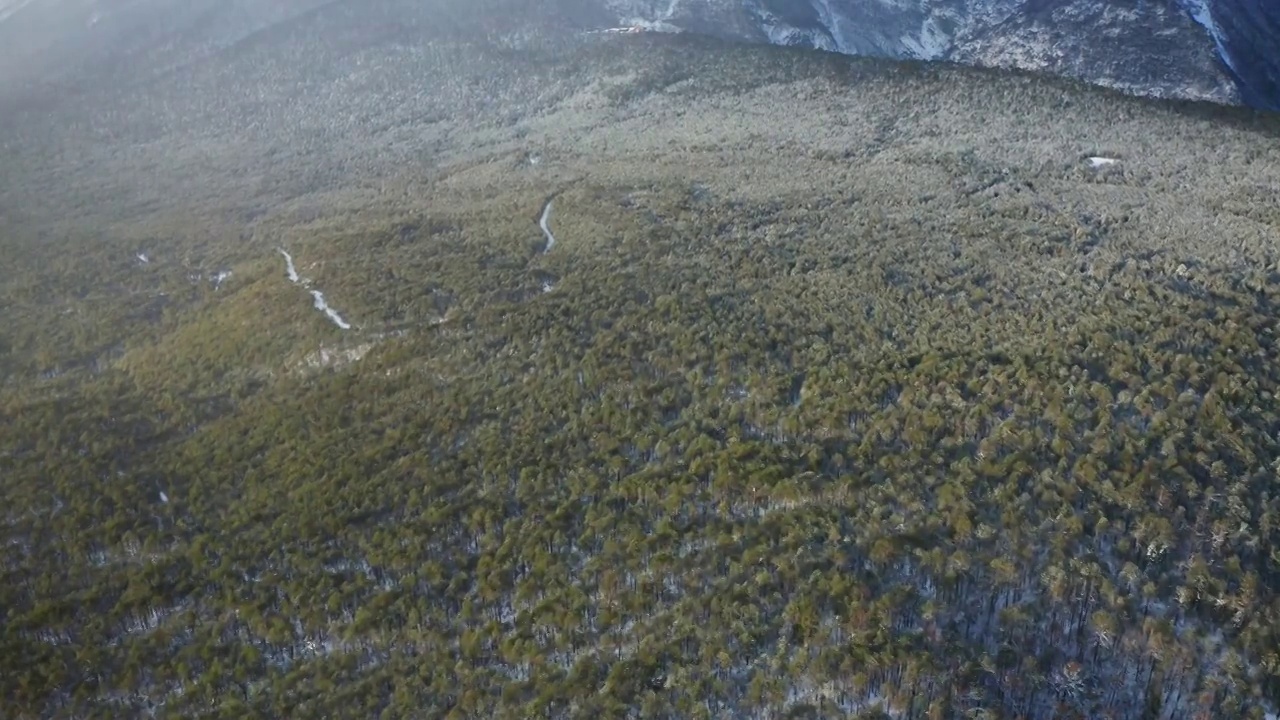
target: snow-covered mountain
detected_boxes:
[607,0,1278,108]
[0,0,1275,109]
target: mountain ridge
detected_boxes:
[0,0,1275,109]
[608,0,1278,107]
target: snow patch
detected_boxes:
[539,200,557,252]
[212,271,232,289]
[590,25,661,34]
[159,491,169,504]
[304,343,373,369]
[1087,156,1119,167]
[541,281,556,294]
[606,0,685,32]
[116,603,187,639]
[136,253,149,265]
[310,291,351,330]
[754,10,837,51]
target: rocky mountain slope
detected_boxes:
[609,0,1277,106]
[1204,0,1280,108]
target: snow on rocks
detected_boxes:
[303,343,374,370]
[587,25,653,35]
[538,200,556,253]
[900,16,950,60]
[186,270,233,289]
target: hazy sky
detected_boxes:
[0,0,38,20]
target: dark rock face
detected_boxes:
[1208,0,1280,109]
[948,0,1238,104]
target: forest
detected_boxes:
[2,1,1280,717]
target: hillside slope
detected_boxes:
[2,1,1280,717]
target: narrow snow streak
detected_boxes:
[538,200,556,252]
[279,249,300,283]
[279,249,350,330]
[136,253,150,264]
[1180,0,1237,72]
[311,291,352,330]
